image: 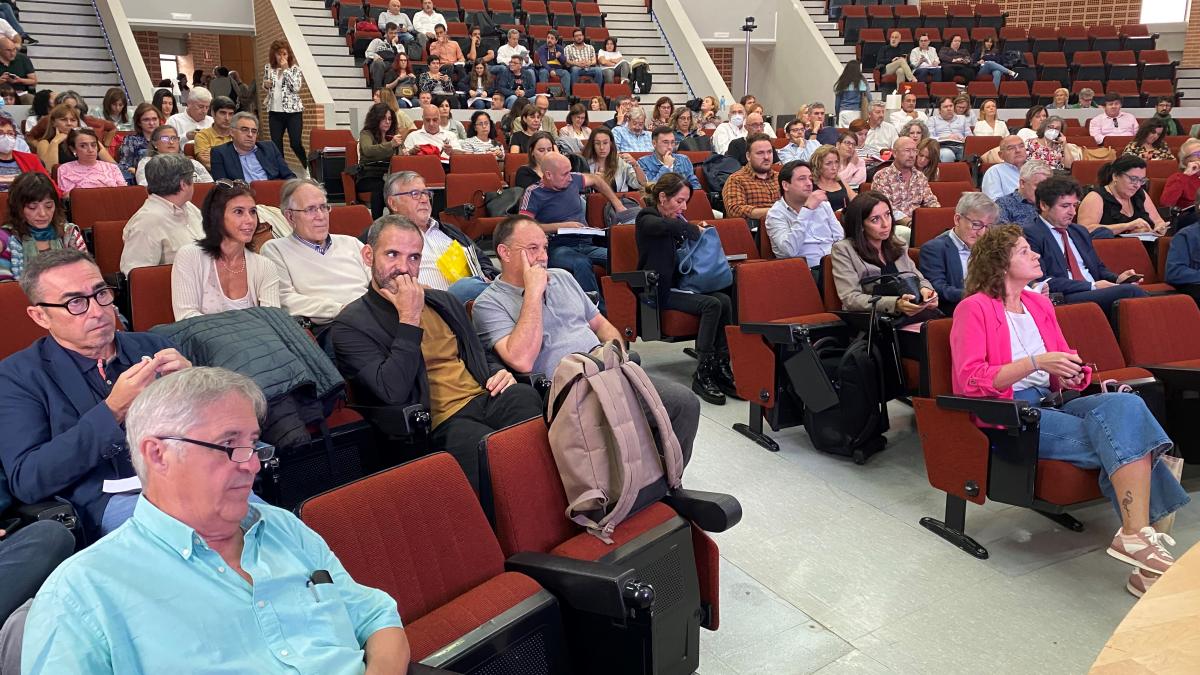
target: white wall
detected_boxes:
[121,0,255,33]
[681,0,778,43]
[653,0,734,104]
[95,0,154,103]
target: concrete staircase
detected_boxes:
[599,0,689,102]
[800,0,874,89]
[288,0,372,128]
[20,0,121,106]
[1179,67,1200,106]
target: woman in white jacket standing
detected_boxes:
[263,39,307,171]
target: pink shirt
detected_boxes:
[1088,111,1138,144]
[56,160,126,196]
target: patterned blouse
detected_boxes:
[1121,141,1177,163]
[117,133,151,184]
[1024,138,1066,170]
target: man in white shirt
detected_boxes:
[403,105,462,162]
[260,179,370,334]
[764,160,843,291]
[410,0,445,45]
[120,154,205,275]
[493,29,535,83]
[863,102,898,161]
[711,103,746,155]
[166,86,213,141]
[981,135,1027,200]
[1089,93,1139,144]
[909,35,941,81]
[888,91,927,130]
[376,0,417,48]
[384,171,496,302]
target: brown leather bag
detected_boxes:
[545,341,684,542]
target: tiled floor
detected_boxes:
[633,341,1200,675]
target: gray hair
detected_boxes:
[126,367,267,482]
[366,214,422,249]
[626,106,646,121]
[955,191,1000,219]
[1037,115,1065,139]
[384,170,423,198]
[55,90,87,115]
[1078,87,1095,98]
[187,86,213,105]
[231,111,258,128]
[898,119,929,141]
[1019,159,1054,181]
[279,178,325,212]
[19,249,97,304]
[808,102,825,110]
[507,29,520,38]
[145,153,195,197]
[869,100,886,111]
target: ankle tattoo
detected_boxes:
[1121,490,1134,522]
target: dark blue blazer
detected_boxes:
[0,332,174,540]
[1020,217,1116,295]
[1166,224,1200,286]
[210,141,298,182]
[918,230,966,309]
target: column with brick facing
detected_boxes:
[134,31,162,84]
[1182,0,1200,68]
[706,47,734,90]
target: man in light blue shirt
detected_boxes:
[637,127,700,189]
[777,118,820,165]
[918,192,1000,313]
[981,135,1027,200]
[763,160,843,291]
[612,107,653,153]
[22,367,408,674]
[926,97,971,162]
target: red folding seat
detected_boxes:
[1120,24,1157,54]
[858,28,887,69]
[998,80,1030,108]
[1105,50,1139,81]
[1058,25,1090,58]
[975,2,1005,30]
[0,281,47,359]
[911,207,956,247]
[69,185,148,231]
[914,26,941,47]
[91,220,127,277]
[1105,79,1142,108]
[947,3,975,29]
[1142,80,1178,107]
[937,161,973,183]
[894,4,921,29]
[1028,27,1059,53]
[249,179,286,208]
[970,27,997,46]
[1030,80,1061,106]
[601,81,631,100]
[866,4,893,28]
[389,155,446,189]
[929,81,959,102]
[128,264,173,331]
[998,26,1027,52]
[1092,238,1174,293]
[576,2,603,28]
[442,173,505,240]
[929,181,977,207]
[966,81,998,104]
[840,5,868,43]
[1071,79,1104,99]
[1089,25,1122,53]
[1035,52,1068,86]
[964,135,1002,158]
[1071,51,1105,81]
[920,3,948,31]
[1055,303,1154,383]
[1140,50,1178,82]
[327,205,371,239]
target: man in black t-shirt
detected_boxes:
[0,37,34,102]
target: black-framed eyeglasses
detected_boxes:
[389,189,434,200]
[36,286,116,316]
[158,436,276,463]
[1122,174,1149,187]
[964,218,992,231]
[286,203,333,217]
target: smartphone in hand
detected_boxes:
[1120,274,1144,284]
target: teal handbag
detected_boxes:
[675,226,732,293]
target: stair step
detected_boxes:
[39,71,120,86]
[298,24,340,36]
[22,21,102,38]
[24,5,97,21]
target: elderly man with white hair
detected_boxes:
[21,367,410,673]
[612,105,653,153]
[167,85,214,142]
[996,159,1055,226]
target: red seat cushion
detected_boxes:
[661,310,700,337]
[773,312,842,326]
[550,502,678,561]
[1094,366,1154,383]
[405,571,543,661]
[1035,460,1103,505]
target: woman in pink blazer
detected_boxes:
[950,224,1188,598]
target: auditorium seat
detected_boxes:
[1054,302,1154,384]
[442,172,505,240]
[91,220,127,277]
[998,26,1028,52]
[328,205,372,238]
[1104,50,1139,81]
[1092,238,1174,293]
[840,5,868,43]
[69,185,148,231]
[448,152,500,176]
[998,80,1030,108]
[389,155,446,189]
[299,452,570,671]
[1088,25,1121,53]
[912,207,956,247]
[128,264,174,331]
[0,281,48,359]
[1070,51,1105,81]
[249,180,286,208]
[930,181,977,206]
[937,162,973,183]
[1120,24,1157,54]
[1105,80,1141,108]
[191,181,214,208]
[1070,160,1106,188]
[601,223,698,342]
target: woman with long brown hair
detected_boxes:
[582,126,643,192]
[0,173,87,280]
[263,39,307,169]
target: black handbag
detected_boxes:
[483,186,524,216]
[860,272,943,325]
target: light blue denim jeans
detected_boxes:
[447,276,490,304]
[1014,388,1190,524]
[978,61,1010,88]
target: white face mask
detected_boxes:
[0,134,16,154]
[729,114,744,128]
[1043,128,1060,141]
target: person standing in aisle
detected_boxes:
[263,39,308,175]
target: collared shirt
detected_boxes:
[764,197,844,266]
[946,228,971,277]
[417,219,482,291]
[870,164,940,219]
[563,42,596,66]
[166,112,214,140]
[294,233,333,255]
[496,43,531,68]
[637,152,700,189]
[997,190,1038,226]
[23,497,402,674]
[722,165,781,219]
[1089,111,1139,143]
[1040,216,1094,284]
[377,10,412,31]
[981,162,1020,200]
[612,125,653,153]
[428,39,465,64]
[119,194,206,275]
[888,109,927,130]
[412,9,446,34]
[237,145,269,181]
[863,121,898,158]
[777,140,821,164]
[927,113,971,142]
[403,128,462,162]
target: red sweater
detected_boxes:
[1161,172,1200,210]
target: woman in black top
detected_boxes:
[938,34,976,83]
[513,132,557,189]
[507,106,544,154]
[1077,155,1169,237]
[877,30,915,86]
[635,173,736,404]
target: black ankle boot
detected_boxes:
[692,355,726,405]
[714,353,741,400]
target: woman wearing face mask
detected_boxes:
[0,173,86,281]
[711,104,747,155]
[55,128,126,196]
[1024,115,1072,170]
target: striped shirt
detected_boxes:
[418,219,483,291]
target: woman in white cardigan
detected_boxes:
[172,179,280,320]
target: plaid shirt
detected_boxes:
[563,42,597,66]
[721,165,780,219]
[871,164,940,219]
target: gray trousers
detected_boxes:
[647,373,701,466]
[0,599,28,675]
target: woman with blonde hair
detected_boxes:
[810,143,855,212]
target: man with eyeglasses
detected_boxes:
[1089,93,1138,145]
[638,126,701,188]
[919,192,1003,313]
[21,366,410,673]
[384,171,495,303]
[261,179,371,334]
[723,112,779,168]
[120,153,205,275]
[981,135,1028,200]
[0,249,192,543]
[210,112,297,182]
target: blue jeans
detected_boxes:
[914,66,941,82]
[939,144,964,162]
[490,65,536,85]
[447,276,489,303]
[538,67,572,94]
[0,5,24,36]
[549,235,607,297]
[978,61,1010,88]
[102,491,268,534]
[570,66,604,85]
[1014,389,1190,524]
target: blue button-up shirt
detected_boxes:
[997,190,1039,227]
[981,162,1020,200]
[637,152,701,189]
[23,497,401,674]
[238,146,270,182]
[611,124,653,152]
[777,140,821,165]
[947,227,971,278]
[926,113,972,143]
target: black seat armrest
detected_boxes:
[505,551,643,619]
[664,489,742,532]
[402,404,432,435]
[739,321,844,345]
[1144,365,1200,392]
[936,395,1036,428]
[409,664,458,674]
[513,372,552,397]
[610,270,658,290]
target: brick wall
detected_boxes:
[947,0,1140,28]
[254,0,324,170]
[134,31,162,84]
[1182,0,1200,68]
[187,34,223,81]
[706,47,733,89]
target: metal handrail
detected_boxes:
[649,9,695,100]
[90,0,131,102]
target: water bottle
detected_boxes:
[719,96,726,112]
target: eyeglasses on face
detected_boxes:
[156,135,179,143]
[1122,174,1149,187]
[389,189,434,200]
[286,203,332,217]
[158,436,276,463]
[36,286,116,316]
[235,126,259,135]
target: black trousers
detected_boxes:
[1176,283,1200,307]
[269,111,307,166]
[1063,283,1147,317]
[357,176,387,220]
[429,383,543,492]
[942,64,976,83]
[662,290,733,356]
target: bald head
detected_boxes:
[893,136,918,170]
[745,112,765,135]
[419,104,440,134]
[0,37,15,61]
[541,153,574,190]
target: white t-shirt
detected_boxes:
[167,112,213,140]
[1006,304,1051,392]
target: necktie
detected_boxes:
[1054,227,1085,280]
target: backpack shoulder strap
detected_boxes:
[618,362,685,487]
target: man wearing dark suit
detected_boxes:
[0,250,191,542]
[918,192,1000,314]
[210,111,298,182]
[329,215,541,491]
[1020,176,1146,315]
